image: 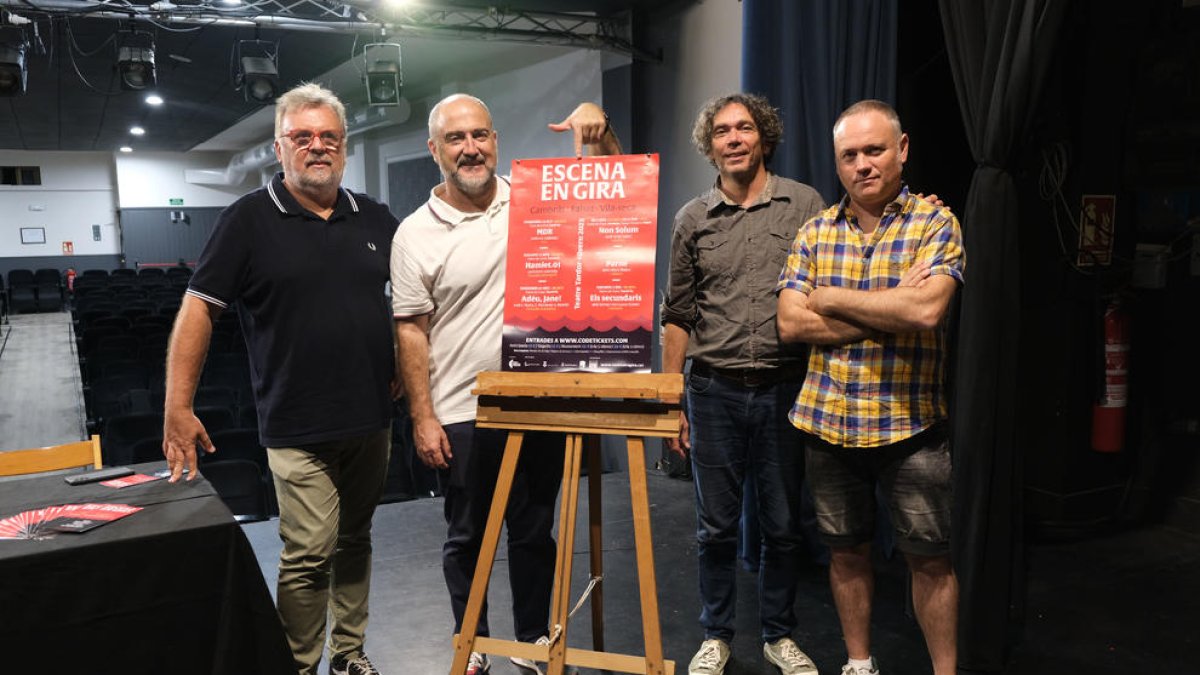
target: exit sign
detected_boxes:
[169,198,184,206]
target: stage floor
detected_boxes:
[243,469,1200,674]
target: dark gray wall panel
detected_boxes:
[387,156,442,220]
[119,208,225,268]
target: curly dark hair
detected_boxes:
[691,93,783,167]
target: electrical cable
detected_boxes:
[62,18,121,95]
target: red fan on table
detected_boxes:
[0,503,142,540]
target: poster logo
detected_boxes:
[504,154,660,373]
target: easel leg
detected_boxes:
[450,431,525,675]
[548,433,584,675]
[585,434,605,655]
[626,437,666,675]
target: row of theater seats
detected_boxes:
[58,267,436,514]
[3,266,195,316]
[3,268,69,314]
[67,268,276,513]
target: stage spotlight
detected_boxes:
[236,41,279,104]
[0,43,27,97]
[117,33,156,91]
[364,43,401,106]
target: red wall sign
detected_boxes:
[1078,194,1115,266]
[504,154,660,373]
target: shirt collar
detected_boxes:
[704,173,782,214]
[425,176,511,228]
[266,171,359,218]
[835,184,913,222]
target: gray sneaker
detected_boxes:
[688,638,731,675]
[763,638,817,675]
[841,656,881,675]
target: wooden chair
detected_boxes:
[0,435,103,477]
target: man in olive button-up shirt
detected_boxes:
[661,93,823,675]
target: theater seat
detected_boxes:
[201,459,270,522]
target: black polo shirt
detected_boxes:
[188,172,399,447]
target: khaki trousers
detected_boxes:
[267,428,390,675]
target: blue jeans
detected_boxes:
[688,369,806,643]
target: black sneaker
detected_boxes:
[329,653,381,675]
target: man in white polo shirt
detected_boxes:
[390,93,619,675]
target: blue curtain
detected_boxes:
[737,0,898,572]
[742,0,898,203]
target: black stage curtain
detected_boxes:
[938,1,1069,670]
[741,0,898,203]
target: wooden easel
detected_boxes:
[448,371,683,675]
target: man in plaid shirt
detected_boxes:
[777,100,964,675]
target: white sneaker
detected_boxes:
[465,651,489,675]
[510,636,577,675]
[688,638,731,675]
[763,637,818,675]
[842,656,880,675]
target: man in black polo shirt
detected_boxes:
[163,83,397,675]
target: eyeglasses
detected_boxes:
[279,129,344,150]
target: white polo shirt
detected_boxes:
[391,178,511,425]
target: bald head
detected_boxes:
[428,94,492,142]
[426,93,499,204]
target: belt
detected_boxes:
[689,362,804,388]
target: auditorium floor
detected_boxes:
[242,470,1200,675]
[0,311,86,451]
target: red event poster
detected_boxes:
[504,154,659,373]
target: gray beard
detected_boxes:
[449,165,495,196]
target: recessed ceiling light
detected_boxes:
[119,146,133,153]
[145,94,164,106]
[218,0,243,5]
[130,126,145,136]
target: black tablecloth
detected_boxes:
[0,461,296,675]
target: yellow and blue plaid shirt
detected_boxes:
[776,186,965,448]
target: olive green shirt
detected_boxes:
[662,174,824,370]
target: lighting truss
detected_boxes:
[0,1,654,61]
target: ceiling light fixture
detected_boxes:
[145,94,164,106]
[0,43,27,97]
[116,31,157,91]
[236,40,279,104]
[119,146,133,153]
[130,126,145,136]
[363,42,402,107]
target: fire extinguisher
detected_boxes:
[1091,300,1130,453]
[65,268,76,293]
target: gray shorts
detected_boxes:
[805,425,952,556]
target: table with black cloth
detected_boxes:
[0,461,296,675]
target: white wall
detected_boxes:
[371,49,605,208]
[1,149,253,260]
[114,151,253,208]
[644,0,744,222]
[0,151,119,258]
[639,0,743,333]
